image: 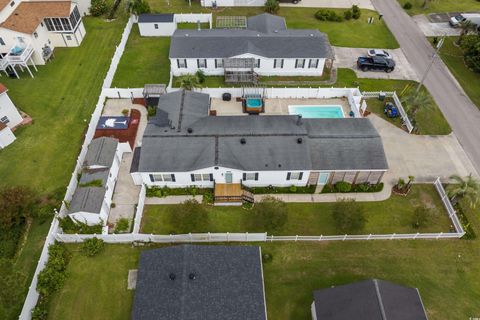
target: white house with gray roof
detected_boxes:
[130,90,388,199]
[68,137,131,226]
[169,14,334,82]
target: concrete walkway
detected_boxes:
[333,46,419,81]
[281,0,374,10]
[412,15,461,37]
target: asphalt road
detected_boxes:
[372,0,480,175]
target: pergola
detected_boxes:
[216,16,247,29]
[143,84,166,106]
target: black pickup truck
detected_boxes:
[357,56,395,73]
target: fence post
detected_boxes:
[189,233,192,242]
[246,232,249,241]
[390,233,395,240]
[436,232,443,239]
[295,235,298,242]
[208,232,211,241]
[415,232,419,239]
[76,233,80,242]
[343,234,347,241]
[318,235,323,241]
[227,232,229,242]
[368,234,372,240]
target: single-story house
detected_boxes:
[0,83,22,148]
[169,13,334,82]
[130,90,388,192]
[200,0,266,7]
[68,137,131,226]
[0,0,86,70]
[132,245,267,320]
[138,13,176,36]
[311,279,428,320]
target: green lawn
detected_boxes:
[429,37,480,109]
[45,200,480,320]
[398,0,480,15]
[141,185,452,235]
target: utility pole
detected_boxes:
[415,35,445,95]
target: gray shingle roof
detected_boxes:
[138,13,174,23]
[69,186,106,214]
[137,91,388,172]
[169,14,333,59]
[83,137,118,168]
[313,279,428,320]
[78,169,109,187]
[132,245,267,320]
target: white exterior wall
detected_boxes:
[0,91,22,128]
[171,54,326,77]
[311,302,317,320]
[201,0,265,7]
[139,22,177,36]
[72,0,91,16]
[69,210,107,226]
[0,0,20,24]
[0,126,15,148]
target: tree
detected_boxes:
[447,174,480,208]
[461,34,480,73]
[411,206,430,229]
[264,0,279,14]
[176,74,202,90]
[401,89,432,116]
[332,199,366,233]
[126,0,151,15]
[90,0,109,16]
[252,196,288,233]
[169,199,209,232]
[0,186,36,230]
[457,20,476,45]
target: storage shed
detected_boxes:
[138,14,176,36]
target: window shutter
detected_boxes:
[171,174,176,182]
[215,59,217,68]
[149,174,154,182]
[197,59,200,68]
[177,59,180,68]
[299,172,303,180]
[191,174,195,182]
[242,173,246,180]
[255,173,259,181]
[281,59,284,68]
[209,174,213,181]
[286,172,291,180]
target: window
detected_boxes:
[44,18,54,31]
[41,22,44,27]
[177,59,187,68]
[215,58,223,68]
[191,173,213,182]
[309,58,319,68]
[69,6,81,29]
[66,35,72,40]
[273,59,283,69]
[149,174,176,182]
[33,32,38,38]
[242,173,258,181]
[61,18,72,31]
[286,172,303,180]
[197,58,207,68]
[0,38,5,46]
[154,24,159,29]
[255,59,260,68]
[0,116,9,124]
[52,18,63,31]
[295,59,305,68]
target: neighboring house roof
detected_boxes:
[83,137,118,168]
[136,91,388,173]
[170,13,333,59]
[132,245,267,320]
[69,186,106,215]
[138,13,174,23]
[0,1,72,34]
[0,83,7,94]
[78,169,109,187]
[313,279,428,320]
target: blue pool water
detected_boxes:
[288,105,344,118]
[246,98,262,108]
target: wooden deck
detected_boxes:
[214,183,254,204]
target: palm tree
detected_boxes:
[401,90,432,116]
[126,0,150,15]
[456,20,476,45]
[176,74,202,91]
[447,174,480,208]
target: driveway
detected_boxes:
[412,15,461,37]
[333,46,418,80]
[371,0,480,175]
[369,115,478,184]
[281,0,374,9]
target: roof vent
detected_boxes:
[274,29,278,33]
[189,273,196,280]
[297,137,303,144]
[187,128,193,133]
[296,115,303,126]
[278,164,282,168]
[240,138,246,144]
[257,34,260,37]
[310,33,314,37]
[169,273,176,281]
[185,33,189,37]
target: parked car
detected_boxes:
[357,56,395,73]
[449,14,466,27]
[367,49,391,59]
[449,13,480,29]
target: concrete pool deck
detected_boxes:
[210,98,351,116]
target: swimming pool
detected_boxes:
[288,105,345,119]
[246,98,262,109]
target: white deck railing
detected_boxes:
[7,43,34,64]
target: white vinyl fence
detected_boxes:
[434,177,464,234]
[362,91,414,133]
[132,184,146,234]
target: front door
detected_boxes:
[225,172,233,184]
[318,172,330,185]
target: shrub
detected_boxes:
[78,179,103,187]
[126,0,151,14]
[332,199,366,233]
[411,206,430,229]
[252,196,288,233]
[36,242,70,297]
[196,70,206,84]
[147,105,157,118]
[202,190,214,205]
[169,199,209,233]
[289,185,298,193]
[335,181,352,193]
[0,186,36,231]
[344,10,352,20]
[461,35,480,73]
[90,0,109,16]
[351,5,361,19]
[262,252,273,263]
[58,217,103,234]
[31,299,48,320]
[115,218,130,233]
[315,9,343,22]
[264,0,279,13]
[81,237,105,257]
[121,109,129,116]
[403,2,413,9]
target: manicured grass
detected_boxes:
[0,17,126,195]
[112,24,171,88]
[141,185,452,235]
[45,201,480,320]
[398,0,480,15]
[429,37,480,109]
[177,22,210,29]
